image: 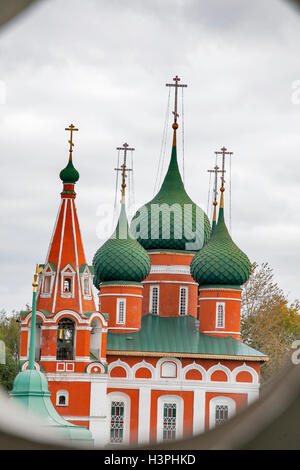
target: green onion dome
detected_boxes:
[190,200,251,286]
[130,140,211,251]
[93,204,151,287]
[59,159,80,184]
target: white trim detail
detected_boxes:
[56,389,69,406]
[149,285,160,315]
[216,302,225,328]
[143,280,198,286]
[209,396,236,429]
[99,293,143,298]
[157,394,184,442]
[108,359,131,378]
[183,362,206,381]
[199,297,241,302]
[70,199,83,314]
[207,363,232,383]
[179,286,188,316]
[52,198,68,313]
[116,298,126,324]
[202,331,240,335]
[150,265,191,275]
[232,363,258,385]
[132,360,155,379]
[107,391,131,445]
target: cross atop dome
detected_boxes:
[115,142,135,203]
[166,75,187,129]
[65,123,78,162]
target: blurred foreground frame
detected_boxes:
[0,0,299,451]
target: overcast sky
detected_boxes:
[0,0,299,312]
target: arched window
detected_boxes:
[161,361,177,378]
[63,278,72,293]
[56,317,75,360]
[157,395,184,442]
[110,401,125,443]
[56,390,69,407]
[90,318,102,360]
[209,396,236,429]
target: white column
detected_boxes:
[247,388,260,406]
[89,376,108,447]
[138,387,151,444]
[193,389,206,435]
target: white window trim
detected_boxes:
[80,267,92,299]
[209,396,236,429]
[149,285,160,315]
[60,264,76,298]
[216,302,225,328]
[116,298,126,325]
[107,392,131,445]
[40,264,56,298]
[56,389,69,407]
[178,286,188,316]
[157,395,183,443]
[161,361,177,379]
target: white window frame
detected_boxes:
[161,361,177,378]
[209,396,236,429]
[149,285,160,315]
[60,264,76,298]
[56,390,69,407]
[40,263,56,298]
[116,298,126,324]
[107,392,131,446]
[216,302,225,328]
[157,395,183,442]
[178,286,188,316]
[80,267,92,299]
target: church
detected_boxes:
[18,76,267,447]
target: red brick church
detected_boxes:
[19,76,267,447]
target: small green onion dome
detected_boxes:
[130,144,210,251]
[59,159,80,184]
[93,204,151,287]
[190,204,251,286]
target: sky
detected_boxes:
[0,0,300,312]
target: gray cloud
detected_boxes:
[0,0,299,312]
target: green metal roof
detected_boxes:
[107,314,267,360]
[93,203,151,287]
[131,143,211,251]
[191,206,251,286]
[59,159,79,184]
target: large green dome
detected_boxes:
[59,159,80,184]
[93,204,151,287]
[130,142,210,251]
[190,204,251,286]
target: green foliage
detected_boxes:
[0,309,21,391]
[241,262,300,383]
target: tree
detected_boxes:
[241,262,300,383]
[0,309,21,391]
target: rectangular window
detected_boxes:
[216,302,225,328]
[163,403,177,441]
[179,287,188,315]
[116,298,126,324]
[150,286,159,315]
[44,276,51,294]
[83,277,90,296]
[215,405,228,425]
[110,401,124,443]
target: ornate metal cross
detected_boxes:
[115,142,135,203]
[208,165,223,205]
[215,146,233,188]
[65,124,78,160]
[166,75,187,124]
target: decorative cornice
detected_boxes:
[106,350,268,361]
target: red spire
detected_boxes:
[36,127,96,316]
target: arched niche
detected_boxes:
[90,318,102,360]
[56,317,76,360]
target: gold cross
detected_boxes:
[115,143,135,203]
[65,124,78,161]
[166,75,187,125]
